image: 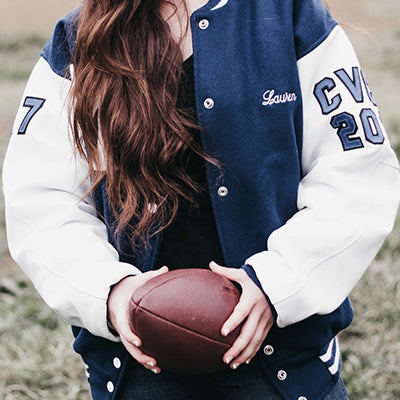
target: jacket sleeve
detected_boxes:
[245,25,400,328]
[2,57,141,340]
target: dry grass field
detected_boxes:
[0,1,399,399]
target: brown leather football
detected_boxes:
[128,268,242,374]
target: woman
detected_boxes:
[3,0,399,399]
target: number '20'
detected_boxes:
[330,108,385,151]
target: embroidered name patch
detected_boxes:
[262,89,297,106]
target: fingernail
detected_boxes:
[146,361,155,368]
[151,368,159,374]
[232,363,240,370]
[225,356,233,364]
[222,328,230,336]
[133,340,140,347]
[245,359,251,365]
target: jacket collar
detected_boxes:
[211,0,230,11]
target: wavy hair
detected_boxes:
[70,0,220,248]
[70,0,333,248]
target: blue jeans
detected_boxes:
[117,357,349,400]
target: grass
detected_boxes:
[0,34,47,82]
[383,30,400,78]
[1,9,400,400]
[0,265,91,400]
[340,245,400,400]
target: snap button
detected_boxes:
[277,370,287,381]
[147,203,158,214]
[199,19,209,30]
[263,344,274,356]
[107,381,115,393]
[203,98,215,109]
[298,397,308,400]
[83,363,90,378]
[217,186,228,197]
[113,357,121,369]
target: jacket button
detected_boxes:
[147,203,158,214]
[217,186,228,197]
[203,98,215,109]
[84,363,90,378]
[263,344,274,356]
[113,357,121,369]
[107,381,114,393]
[277,370,287,381]
[298,397,308,400]
[199,19,209,29]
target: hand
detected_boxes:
[209,261,274,370]
[107,266,169,374]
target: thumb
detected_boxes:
[148,265,169,278]
[209,260,225,272]
[209,261,243,281]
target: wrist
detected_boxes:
[107,275,136,336]
[241,264,278,321]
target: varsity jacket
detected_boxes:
[3,0,400,399]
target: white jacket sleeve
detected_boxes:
[246,26,400,328]
[2,57,141,340]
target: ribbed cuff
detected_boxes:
[106,318,120,337]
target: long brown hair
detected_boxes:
[70,0,219,248]
[70,0,333,248]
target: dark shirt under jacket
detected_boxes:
[155,56,225,270]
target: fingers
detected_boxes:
[209,261,274,370]
[120,334,161,374]
[223,303,273,369]
[220,295,250,337]
[107,266,169,373]
[118,312,162,373]
[111,295,162,373]
[209,261,243,281]
[209,261,253,336]
[143,265,169,281]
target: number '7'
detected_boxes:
[17,97,46,135]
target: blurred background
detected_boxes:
[0,0,399,399]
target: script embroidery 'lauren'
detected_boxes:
[262,90,297,106]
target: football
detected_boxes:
[128,268,243,374]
